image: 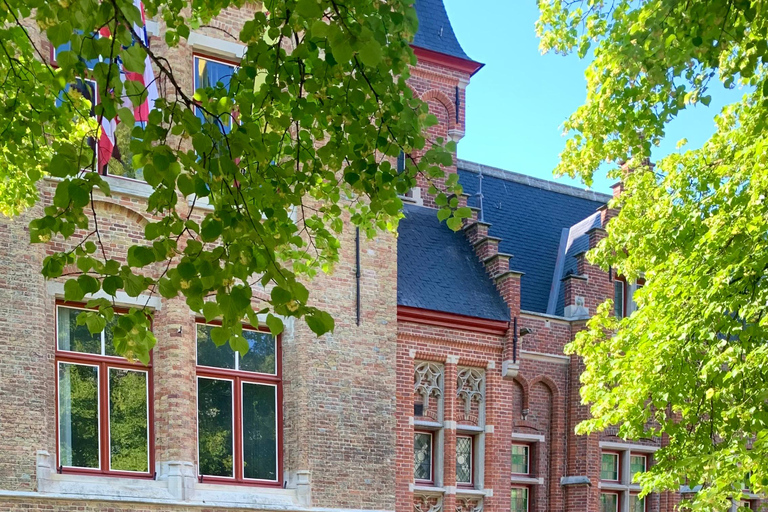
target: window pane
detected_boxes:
[614,281,625,318]
[109,368,149,472]
[414,433,432,481]
[630,455,646,480]
[239,330,277,374]
[58,307,101,354]
[510,487,528,512]
[58,363,99,468]
[197,377,233,477]
[105,121,143,180]
[511,445,529,474]
[456,436,472,484]
[630,495,645,512]
[242,383,277,480]
[600,493,619,512]
[197,324,236,369]
[601,453,619,480]
[194,56,236,133]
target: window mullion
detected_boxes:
[234,375,243,481]
[100,362,109,472]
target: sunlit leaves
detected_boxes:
[541,0,768,508]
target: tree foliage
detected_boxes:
[539,0,768,509]
[0,0,467,362]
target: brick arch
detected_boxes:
[420,89,456,126]
[529,374,560,399]
[91,199,150,228]
[513,373,530,411]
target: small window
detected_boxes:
[196,323,280,483]
[456,435,473,485]
[614,280,625,318]
[414,431,433,482]
[193,55,238,134]
[629,494,646,512]
[600,492,619,512]
[511,444,530,475]
[600,452,620,481]
[56,305,152,475]
[630,454,647,481]
[510,487,529,512]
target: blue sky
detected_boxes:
[445,0,746,194]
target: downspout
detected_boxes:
[356,227,361,326]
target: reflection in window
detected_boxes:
[56,305,152,474]
[510,487,529,512]
[194,55,237,134]
[197,377,234,477]
[456,436,472,484]
[511,444,529,474]
[600,493,619,512]
[601,452,619,481]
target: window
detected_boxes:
[511,444,530,474]
[510,487,529,512]
[601,452,620,481]
[456,435,473,485]
[55,305,152,475]
[630,454,647,481]
[414,431,433,482]
[614,280,625,318]
[600,493,619,512]
[629,494,646,512]
[193,55,238,134]
[196,323,280,484]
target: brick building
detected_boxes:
[0,1,760,512]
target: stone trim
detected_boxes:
[189,31,247,60]
[510,476,544,486]
[398,333,503,352]
[560,476,591,486]
[598,441,659,453]
[510,432,545,443]
[519,310,571,324]
[47,281,163,310]
[519,350,569,365]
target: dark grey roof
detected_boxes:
[413,0,472,61]
[458,163,609,314]
[397,203,510,321]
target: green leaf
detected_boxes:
[305,310,335,336]
[64,279,85,301]
[266,313,284,335]
[271,286,292,305]
[102,275,124,296]
[359,40,382,67]
[202,301,221,322]
[210,326,229,346]
[127,246,156,267]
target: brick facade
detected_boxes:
[0,3,761,512]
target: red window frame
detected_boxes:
[600,491,620,512]
[629,453,647,482]
[54,302,155,478]
[456,434,474,487]
[414,430,435,484]
[510,485,530,512]
[629,493,648,512]
[511,443,531,476]
[195,320,283,487]
[600,451,621,482]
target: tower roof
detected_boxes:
[412,0,472,61]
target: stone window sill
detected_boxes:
[510,476,543,486]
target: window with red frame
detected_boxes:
[55,304,152,475]
[414,431,434,483]
[511,444,530,475]
[600,492,620,512]
[196,323,280,484]
[456,435,473,485]
[629,493,646,512]
[600,451,620,481]
[510,486,529,512]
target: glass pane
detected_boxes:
[614,281,624,318]
[105,121,143,180]
[511,445,529,474]
[630,455,646,480]
[630,495,645,512]
[194,56,236,133]
[103,315,119,357]
[197,377,233,477]
[58,307,101,354]
[456,436,472,484]
[600,493,619,512]
[414,433,432,481]
[242,383,277,480]
[601,453,619,480]
[510,488,528,512]
[197,324,236,369]
[109,368,149,472]
[58,363,99,468]
[239,330,276,374]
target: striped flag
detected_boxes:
[97,0,158,172]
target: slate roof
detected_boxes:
[397,203,510,321]
[458,161,611,315]
[413,0,472,61]
[551,212,603,316]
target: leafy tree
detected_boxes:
[0,0,469,362]
[538,0,768,509]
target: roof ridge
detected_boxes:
[457,159,613,203]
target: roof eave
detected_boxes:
[411,45,485,76]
